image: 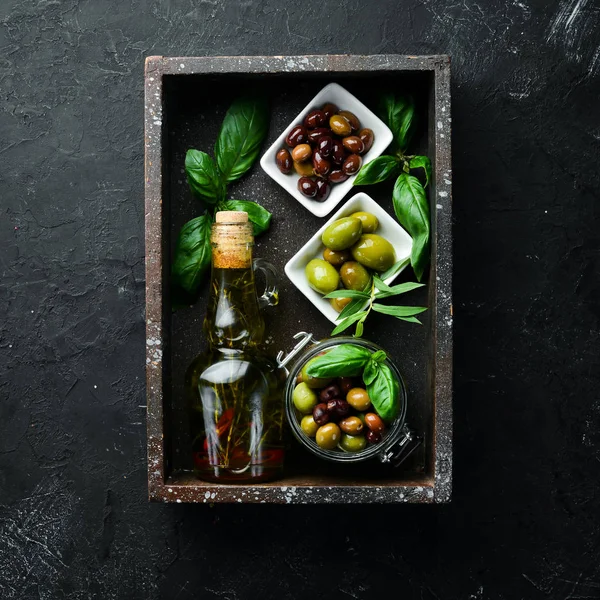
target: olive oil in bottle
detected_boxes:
[185,211,285,483]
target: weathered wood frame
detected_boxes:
[144,55,452,504]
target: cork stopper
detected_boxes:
[215,211,248,223]
[211,211,253,269]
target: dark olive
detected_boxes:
[330,114,352,137]
[304,109,326,129]
[342,136,365,154]
[298,176,318,198]
[338,377,355,394]
[307,127,331,144]
[342,154,362,175]
[329,169,349,184]
[320,384,342,403]
[331,140,346,165]
[323,247,352,267]
[291,143,312,162]
[315,179,331,201]
[321,102,339,120]
[327,398,351,420]
[275,148,292,174]
[313,403,330,426]
[317,136,333,158]
[286,125,308,147]
[358,128,374,153]
[313,150,331,176]
[364,412,385,433]
[366,430,382,444]
[339,110,360,131]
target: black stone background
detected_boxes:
[1,0,599,598]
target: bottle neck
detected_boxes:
[204,221,264,350]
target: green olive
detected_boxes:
[340,433,367,452]
[339,416,364,435]
[323,247,352,268]
[321,217,363,251]
[346,388,372,411]
[305,259,340,295]
[292,382,318,414]
[300,415,319,437]
[330,297,352,313]
[339,261,372,291]
[315,423,341,449]
[351,211,379,233]
[300,357,333,389]
[351,234,395,272]
[329,114,352,137]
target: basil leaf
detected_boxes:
[371,350,387,364]
[185,150,224,204]
[215,96,269,183]
[380,257,410,280]
[409,156,432,187]
[171,214,213,294]
[220,200,272,236]
[306,344,372,378]
[353,156,399,186]
[372,304,428,317]
[392,173,430,281]
[324,289,370,300]
[367,364,400,422]
[362,360,379,386]
[378,93,416,153]
[374,281,425,299]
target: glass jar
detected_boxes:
[277,332,421,466]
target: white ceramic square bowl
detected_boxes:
[260,83,394,218]
[284,192,413,324]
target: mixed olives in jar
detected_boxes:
[275,102,375,201]
[289,343,401,454]
[303,212,397,311]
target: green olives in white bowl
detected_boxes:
[284,192,413,324]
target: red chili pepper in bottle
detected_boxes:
[203,408,235,451]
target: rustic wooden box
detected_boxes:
[144,55,452,504]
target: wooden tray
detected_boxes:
[144,55,452,504]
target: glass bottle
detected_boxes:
[185,211,285,483]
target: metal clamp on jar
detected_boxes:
[277,332,422,466]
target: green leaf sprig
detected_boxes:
[325,259,427,337]
[171,96,271,302]
[353,94,431,282]
[306,344,400,422]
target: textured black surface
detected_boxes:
[1,0,599,598]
